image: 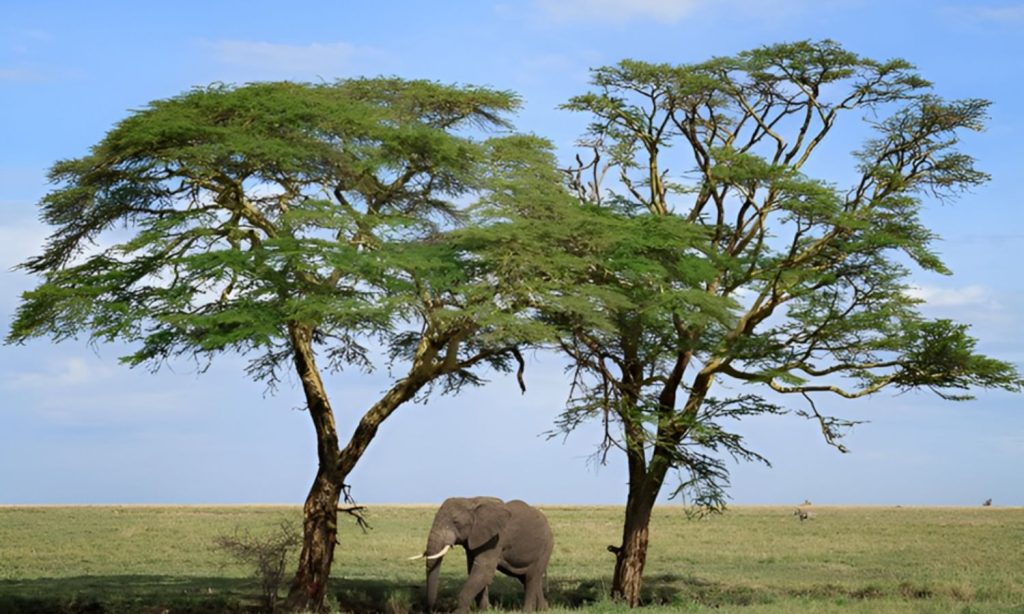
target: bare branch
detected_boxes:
[339,484,371,533]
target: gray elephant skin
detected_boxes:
[412,496,554,612]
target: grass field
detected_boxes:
[1,505,1022,613]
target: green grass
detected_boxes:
[1,505,1022,612]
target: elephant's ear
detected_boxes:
[468,501,512,550]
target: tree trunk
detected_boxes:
[611,490,655,607]
[607,325,713,608]
[285,471,341,611]
[284,324,344,613]
[610,398,681,608]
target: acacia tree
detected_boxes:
[553,41,1022,606]
[6,79,554,612]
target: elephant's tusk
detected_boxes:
[407,553,425,560]
[425,544,452,560]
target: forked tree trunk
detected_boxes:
[611,490,656,607]
[283,324,441,612]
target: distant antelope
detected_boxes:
[794,508,813,521]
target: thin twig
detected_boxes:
[512,347,527,394]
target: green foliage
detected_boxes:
[894,319,1023,399]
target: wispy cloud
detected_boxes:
[964,4,1024,22]
[20,28,52,42]
[20,388,196,427]
[938,4,1024,26]
[0,214,48,267]
[0,66,45,81]
[505,50,600,89]
[992,434,1024,459]
[204,40,386,81]
[905,284,996,308]
[903,283,1020,346]
[1,355,211,426]
[3,27,56,79]
[4,357,116,390]
[529,0,842,25]
[6,27,52,54]
[534,0,704,24]
[0,216,49,314]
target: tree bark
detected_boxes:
[284,324,344,612]
[286,471,341,612]
[610,399,657,608]
[611,487,656,607]
[609,364,710,608]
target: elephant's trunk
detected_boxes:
[425,557,442,611]
[424,524,453,611]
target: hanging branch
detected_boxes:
[338,484,371,533]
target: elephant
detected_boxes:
[408,496,554,612]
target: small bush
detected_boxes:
[383,589,413,614]
[214,521,300,613]
[899,581,934,600]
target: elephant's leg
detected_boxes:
[524,568,548,609]
[522,572,542,611]
[456,553,499,613]
[467,553,490,610]
[523,559,550,611]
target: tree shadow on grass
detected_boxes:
[2,575,429,614]
[0,576,255,613]
[547,573,777,609]
[334,574,586,613]
[0,573,947,613]
[332,573,777,612]
[331,573,776,612]
[551,574,966,610]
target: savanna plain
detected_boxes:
[0,505,1021,613]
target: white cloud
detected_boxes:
[204,40,385,81]
[0,66,44,81]
[905,284,995,308]
[535,0,704,24]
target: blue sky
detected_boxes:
[2,0,1022,506]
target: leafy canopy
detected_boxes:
[7,78,554,391]
[553,40,1021,508]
